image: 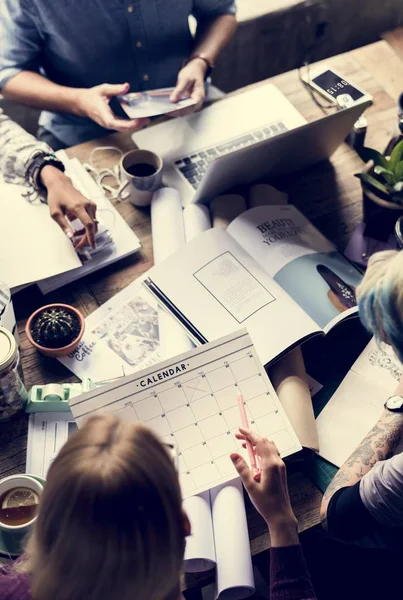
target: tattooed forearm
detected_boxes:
[320,410,403,517]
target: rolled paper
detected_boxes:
[248,184,288,208]
[183,204,212,241]
[269,347,319,452]
[210,194,247,229]
[151,188,193,359]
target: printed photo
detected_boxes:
[92,296,159,367]
[118,87,196,118]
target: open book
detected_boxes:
[317,338,402,467]
[144,204,363,368]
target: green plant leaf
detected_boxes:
[357,146,388,168]
[394,181,403,192]
[394,160,403,182]
[389,139,403,171]
[355,173,391,195]
[374,166,395,186]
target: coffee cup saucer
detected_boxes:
[0,475,45,558]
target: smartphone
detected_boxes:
[301,65,372,107]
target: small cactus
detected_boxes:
[31,307,81,349]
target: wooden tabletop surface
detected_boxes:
[2,33,403,575]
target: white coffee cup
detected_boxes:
[118,149,163,207]
[0,475,43,533]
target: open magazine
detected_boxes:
[144,205,363,368]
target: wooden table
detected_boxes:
[2,34,403,576]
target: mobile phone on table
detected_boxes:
[300,65,372,107]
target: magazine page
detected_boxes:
[144,228,321,367]
[227,205,363,333]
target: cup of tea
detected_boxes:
[0,474,42,534]
[118,149,163,207]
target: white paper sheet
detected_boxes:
[183,491,216,573]
[0,183,80,289]
[211,480,255,600]
[183,204,212,241]
[151,187,193,360]
[316,338,402,467]
[26,412,77,478]
[69,330,302,498]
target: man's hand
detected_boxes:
[75,82,149,132]
[231,428,299,546]
[169,59,207,117]
[40,166,98,249]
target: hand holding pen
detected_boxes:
[230,428,298,545]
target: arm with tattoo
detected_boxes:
[320,408,403,521]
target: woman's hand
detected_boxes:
[169,59,207,117]
[231,428,299,547]
[40,165,98,249]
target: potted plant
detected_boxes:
[356,140,403,240]
[26,304,85,358]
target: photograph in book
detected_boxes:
[69,330,302,498]
[227,205,363,331]
[59,277,163,382]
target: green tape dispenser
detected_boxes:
[26,379,96,413]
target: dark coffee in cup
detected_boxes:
[126,163,157,177]
[0,486,40,527]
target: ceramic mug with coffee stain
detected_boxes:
[118,149,163,207]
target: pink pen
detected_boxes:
[237,393,258,472]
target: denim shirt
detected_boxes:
[0,0,236,147]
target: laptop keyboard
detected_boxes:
[174,121,288,189]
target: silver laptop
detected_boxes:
[132,83,371,206]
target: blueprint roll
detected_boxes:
[183,204,212,241]
[151,188,193,359]
[211,194,247,229]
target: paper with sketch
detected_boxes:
[118,88,196,118]
[316,338,401,467]
[59,276,162,381]
[227,205,363,332]
[144,227,321,368]
[69,330,302,498]
[26,412,77,478]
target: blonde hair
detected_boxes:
[356,250,403,362]
[18,414,184,600]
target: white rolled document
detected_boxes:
[183,480,255,600]
[183,203,212,241]
[151,188,193,359]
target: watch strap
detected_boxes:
[183,53,215,78]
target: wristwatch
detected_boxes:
[384,395,403,412]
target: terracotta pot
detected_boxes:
[361,161,403,241]
[25,303,85,358]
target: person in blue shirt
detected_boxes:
[0,0,237,149]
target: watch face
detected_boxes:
[386,396,403,410]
